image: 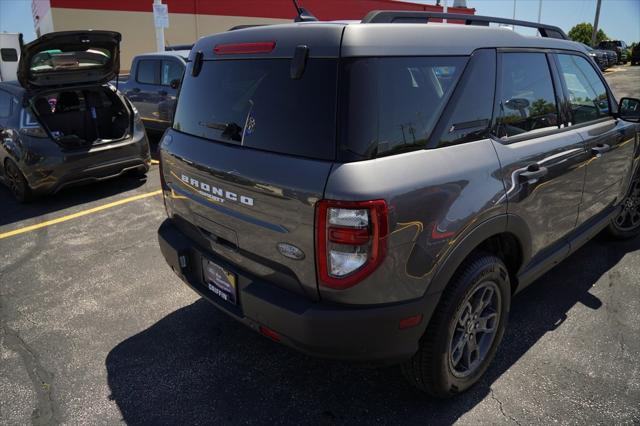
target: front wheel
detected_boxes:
[607,172,640,239]
[402,253,511,397]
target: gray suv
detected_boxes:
[157,12,640,397]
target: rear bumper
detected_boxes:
[157,219,439,364]
[26,131,151,195]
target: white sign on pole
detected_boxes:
[153,3,169,28]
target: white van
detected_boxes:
[0,33,22,81]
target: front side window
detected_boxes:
[495,52,559,139]
[556,54,610,125]
[339,56,466,160]
[161,60,183,86]
[137,60,160,85]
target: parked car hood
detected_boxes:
[18,30,121,90]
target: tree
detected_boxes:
[568,22,608,46]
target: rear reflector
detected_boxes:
[259,325,281,342]
[399,314,423,329]
[214,41,276,55]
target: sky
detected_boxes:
[0,0,638,44]
[417,0,639,43]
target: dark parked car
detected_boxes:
[157,12,640,397]
[115,51,187,133]
[631,44,640,66]
[598,40,629,64]
[603,48,618,68]
[582,43,608,70]
[0,30,150,202]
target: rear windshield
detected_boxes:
[338,56,467,161]
[173,59,338,160]
[30,48,111,73]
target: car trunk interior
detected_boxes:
[32,86,130,148]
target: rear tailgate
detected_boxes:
[161,132,332,300]
[160,24,344,301]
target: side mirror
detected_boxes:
[618,97,640,122]
[170,78,181,90]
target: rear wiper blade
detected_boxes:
[198,121,243,142]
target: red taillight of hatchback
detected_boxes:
[315,199,388,290]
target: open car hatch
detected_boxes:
[18,30,121,90]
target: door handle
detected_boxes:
[591,144,611,157]
[158,90,167,96]
[519,164,548,183]
[131,88,141,93]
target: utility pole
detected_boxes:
[512,0,517,20]
[591,0,602,47]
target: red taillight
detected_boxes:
[315,199,388,290]
[213,41,276,55]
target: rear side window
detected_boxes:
[339,57,466,160]
[173,59,338,160]
[137,60,160,84]
[494,53,559,139]
[556,54,609,125]
[161,60,183,86]
[1,48,18,62]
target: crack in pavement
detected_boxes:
[490,388,522,426]
[0,323,60,425]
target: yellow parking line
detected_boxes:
[0,190,162,240]
[150,159,160,165]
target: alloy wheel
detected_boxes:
[448,281,502,378]
[614,175,640,232]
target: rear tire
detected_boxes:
[607,171,640,239]
[401,253,511,397]
[4,159,33,203]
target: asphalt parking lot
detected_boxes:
[1,65,640,425]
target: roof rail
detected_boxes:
[228,24,269,31]
[361,11,568,40]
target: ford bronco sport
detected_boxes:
[157,12,640,397]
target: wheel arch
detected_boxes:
[425,214,532,298]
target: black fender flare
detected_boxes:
[424,214,532,298]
